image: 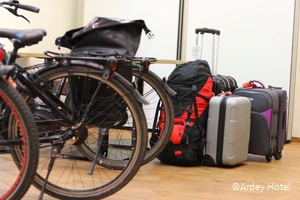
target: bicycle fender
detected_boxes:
[36,60,149,105]
[67,60,150,105]
[113,72,150,105]
[146,70,177,96]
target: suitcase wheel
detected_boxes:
[203,155,215,166]
[274,151,282,160]
[265,154,272,162]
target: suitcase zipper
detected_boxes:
[216,96,228,165]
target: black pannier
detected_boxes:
[56,17,153,58]
[66,76,129,128]
[53,17,153,127]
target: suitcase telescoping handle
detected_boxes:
[195,28,221,75]
[195,28,221,35]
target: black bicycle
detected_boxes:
[66,59,176,169]
[2,8,176,170]
[48,23,176,168]
[0,1,150,199]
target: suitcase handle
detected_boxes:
[268,85,283,90]
[195,28,221,35]
[249,80,266,88]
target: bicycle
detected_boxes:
[0,67,39,199]
[3,14,176,169]
[56,57,176,168]
[52,29,176,168]
[0,1,150,199]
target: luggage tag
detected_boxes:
[192,45,202,59]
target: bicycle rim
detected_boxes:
[0,77,39,200]
[24,65,148,199]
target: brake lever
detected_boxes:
[5,6,30,23]
[16,13,30,23]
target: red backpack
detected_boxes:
[151,60,213,166]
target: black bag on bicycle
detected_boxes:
[53,17,153,127]
[152,60,213,166]
[56,17,153,59]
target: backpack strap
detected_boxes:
[167,138,205,162]
[185,86,195,127]
[167,142,198,152]
[185,84,211,145]
[186,85,210,131]
[185,85,198,144]
[197,136,206,162]
[196,93,210,102]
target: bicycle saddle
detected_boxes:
[0,28,46,46]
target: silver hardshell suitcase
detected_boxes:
[204,95,251,166]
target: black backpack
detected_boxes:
[151,60,213,166]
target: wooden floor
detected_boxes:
[7,142,300,199]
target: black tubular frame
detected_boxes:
[0,37,160,147]
[0,40,132,146]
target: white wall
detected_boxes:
[184,0,297,139]
[5,0,299,138]
[184,0,295,94]
[83,0,180,78]
[83,0,298,135]
[83,0,180,127]
[0,0,80,65]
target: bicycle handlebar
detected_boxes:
[0,0,40,23]
[0,1,39,13]
[16,3,39,13]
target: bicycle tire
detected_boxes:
[0,77,39,200]
[133,69,174,164]
[28,65,148,200]
[76,69,174,166]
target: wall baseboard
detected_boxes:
[291,137,300,142]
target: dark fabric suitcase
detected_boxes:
[240,80,287,159]
[233,87,279,162]
[194,28,238,95]
[268,85,288,159]
[212,75,238,95]
[204,95,251,166]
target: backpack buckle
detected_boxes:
[186,121,190,127]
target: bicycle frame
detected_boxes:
[1,41,131,145]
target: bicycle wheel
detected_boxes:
[0,77,39,200]
[77,68,174,166]
[19,65,148,199]
[134,69,174,164]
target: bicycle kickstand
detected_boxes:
[38,141,63,200]
[88,128,108,175]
